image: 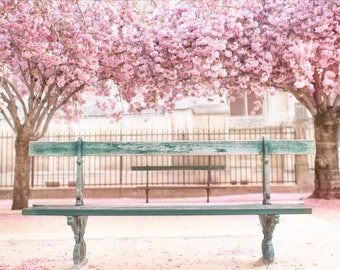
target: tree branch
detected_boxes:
[0,108,16,133]
[76,1,87,29]
[0,90,21,132]
[280,83,318,116]
[18,59,34,93]
[1,76,29,118]
[37,1,61,42]
[333,94,340,114]
[312,68,327,112]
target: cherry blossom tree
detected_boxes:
[253,0,340,198]
[136,0,339,198]
[163,0,340,198]
[0,0,143,209]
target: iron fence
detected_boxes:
[0,127,314,190]
[0,132,15,189]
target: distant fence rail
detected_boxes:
[1,127,314,189]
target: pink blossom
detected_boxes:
[213,81,220,88]
[224,50,232,58]
[294,80,306,89]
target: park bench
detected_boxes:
[22,136,314,269]
[131,164,226,203]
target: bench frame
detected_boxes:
[22,136,314,269]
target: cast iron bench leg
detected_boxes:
[259,214,280,264]
[67,216,88,269]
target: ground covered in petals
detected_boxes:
[1,193,339,270]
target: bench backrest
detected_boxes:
[29,138,315,156]
[29,136,315,205]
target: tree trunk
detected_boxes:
[11,131,31,210]
[311,112,340,199]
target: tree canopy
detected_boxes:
[1,0,340,210]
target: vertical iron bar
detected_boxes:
[146,165,149,203]
[120,131,123,185]
[207,156,211,203]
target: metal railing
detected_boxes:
[0,127,314,189]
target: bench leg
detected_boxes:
[67,216,88,269]
[259,214,280,264]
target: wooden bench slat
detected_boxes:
[267,140,315,155]
[22,203,312,216]
[29,140,315,156]
[82,141,264,156]
[29,141,78,156]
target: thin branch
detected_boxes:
[30,68,51,113]
[279,83,318,116]
[312,69,327,111]
[30,77,61,129]
[54,83,86,111]
[0,108,16,133]
[1,77,29,118]
[17,59,34,93]
[37,1,61,42]
[30,93,55,135]
[30,109,55,140]
[76,1,87,29]
[333,94,340,113]
[32,78,68,126]
[31,81,85,135]
[0,91,21,132]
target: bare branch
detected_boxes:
[29,68,53,114]
[332,94,340,112]
[0,90,21,132]
[36,1,61,42]
[30,110,55,140]
[54,83,86,111]
[0,108,16,133]
[76,1,87,29]
[312,69,327,112]
[280,83,318,116]
[1,77,29,118]
[17,59,34,92]
[31,79,66,128]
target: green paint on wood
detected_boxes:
[29,141,78,156]
[22,203,312,216]
[29,139,315,157]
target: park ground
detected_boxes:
[0,193,339,270]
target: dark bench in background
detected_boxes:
[131,165,225,202]
[22,136,314,269]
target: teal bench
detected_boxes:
[22,136,314,269]
[131,165,226,203]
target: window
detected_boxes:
[230,92,263,116]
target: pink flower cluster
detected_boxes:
[0,0,339,124]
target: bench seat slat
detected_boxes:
[22,204,312,216]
